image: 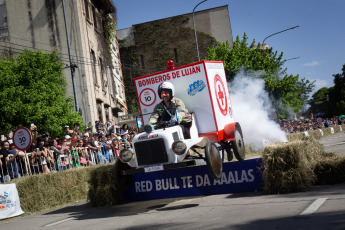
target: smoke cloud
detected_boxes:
[228,72,288,149]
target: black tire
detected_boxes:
[205,141,222,179]
[231,124,245,161]
[114,160,133,191]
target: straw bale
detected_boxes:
[314,156,345,185]
[287,132,305,142]
[15,167,93,213]
[262,138,324,194]
[88,164,125,207]
[287,124,345,142]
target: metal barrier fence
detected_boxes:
[0,148,118,183]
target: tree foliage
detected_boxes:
[207,34,314,118]
[0,50,83,137]
[310,64,345,117]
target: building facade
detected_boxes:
[0,0,127,128]
[117,5,233,114]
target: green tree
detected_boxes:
[207,34,314,118]
[0,50,83,137]
[330,64,345,115]
[309,64,345,117]
[309,87,331,116]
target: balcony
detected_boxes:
[0,26,8,38]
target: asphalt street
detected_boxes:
[319,131,345,155]
[1,131,344,229]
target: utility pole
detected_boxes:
[62,0,79,113]
[193,0,207,62]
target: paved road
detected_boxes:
[1,132,344,229]
[1,183,345,230]
[319,131,345,155]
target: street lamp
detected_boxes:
[285,57,300,62]
[193,0,207,62]
[262,25,300,44]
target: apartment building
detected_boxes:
[0,0,127,127]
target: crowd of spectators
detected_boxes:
[278,116,343,133]
[0,121,138,183]
[1,116,343,183]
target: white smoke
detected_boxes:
[228,72,288,149]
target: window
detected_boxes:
[84,0,89,20]
[97,101,103,123]
[92,6,97,29]
[99,58,106,89]
[105,106,109,122]
[90,49,98,85]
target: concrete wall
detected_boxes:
[185,5,233,45]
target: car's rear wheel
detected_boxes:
[114,160,133,191]
[205,141,222,179]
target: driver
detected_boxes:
[149,82,192,139]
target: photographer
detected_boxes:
[30,123,38,145]
[121,133,132,149]
[28,143,42,174]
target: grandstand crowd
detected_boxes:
[0,121,138,183]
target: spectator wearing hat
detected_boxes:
[84,127,92,137]
[64,125,73,136]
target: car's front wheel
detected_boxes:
[205,141,222,179]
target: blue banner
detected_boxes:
[124,158,263,201]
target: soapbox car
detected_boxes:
[114,113,245,190]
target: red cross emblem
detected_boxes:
[214,74,228,116]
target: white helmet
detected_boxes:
[158,82,174,99]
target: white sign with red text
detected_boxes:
[13,127,32,151]
[134,61,235,135]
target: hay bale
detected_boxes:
[314,156,345,185]
[87,164,125,207]
[287,124,345,142]
[287,132,305,142]
[262,137,324,194]
[15,167,93,213]
[307,129,323,140]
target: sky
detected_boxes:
[113,0,345,96]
